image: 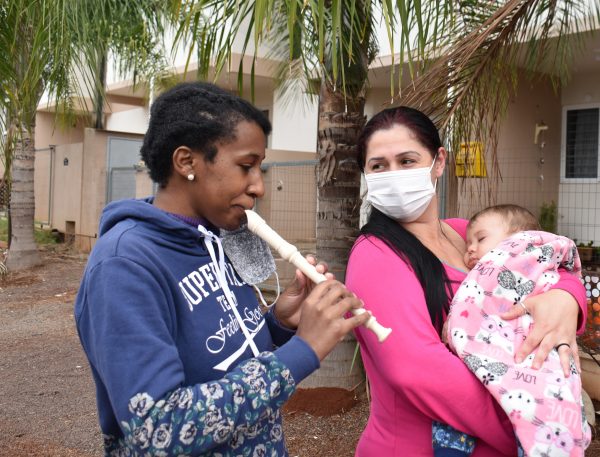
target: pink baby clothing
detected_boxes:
[446,231,591,456]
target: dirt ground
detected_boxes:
[0,245,599,456]
[0,246,368,457]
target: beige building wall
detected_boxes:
[264,149,315,163]
[270,92,318,152]
[52,144,84,233]
[78,128,144,251]
[455,74,562,221]
[253,90,274,115]
[34,143,84,230]
[34,149,52,223]
[33,112,86,225]
[35,111,86,149]
[33,128,143,252]
[562,73,600,105]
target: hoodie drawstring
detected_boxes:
[197,225,260,357]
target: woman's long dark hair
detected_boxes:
[360,209,455,333]
[356,106,456,334]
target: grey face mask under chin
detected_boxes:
[220,223,276,286]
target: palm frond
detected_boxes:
[174,1,385,101]
[397,0,600,213]
[0,0,174,209]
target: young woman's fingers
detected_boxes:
[320,288,359,318]
[296,285,365,360]
[339,309,371,335]
[304,254,331,276]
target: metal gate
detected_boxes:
[106,136,143,203]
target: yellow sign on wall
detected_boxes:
[455,141,487,178]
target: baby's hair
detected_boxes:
[140,81,271,186]
[468,204,541,234]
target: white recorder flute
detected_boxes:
[245,210,391,343]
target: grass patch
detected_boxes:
[0,216,59,246]
[34,226,60,245]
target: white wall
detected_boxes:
[38,53,96,109]
[270,91,318,153]
[106,107,149,134]
[101,86,318,154]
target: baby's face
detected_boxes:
[465,213,512,269]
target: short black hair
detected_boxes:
[140,82,272,186]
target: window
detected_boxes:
[564,107,599,180]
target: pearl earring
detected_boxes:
[187,174,195,181]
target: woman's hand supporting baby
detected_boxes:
[500,289,580,377]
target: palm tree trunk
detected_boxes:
[94,52,107,130]
[5,124,40,270]
[4,17,43,272]
[302,80,366,389]
[315,80,365,282]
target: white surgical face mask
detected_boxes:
[365,156,437,222]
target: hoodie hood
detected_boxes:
[99,197,209,246]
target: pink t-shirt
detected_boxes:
[346,219,586,457]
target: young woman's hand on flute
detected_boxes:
[294,279,369,360]
[273,255,369,360]
[274,255,331,329]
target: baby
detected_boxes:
[434,204,590,457]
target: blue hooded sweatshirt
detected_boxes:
[74,198,319,456]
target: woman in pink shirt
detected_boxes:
[345,106,586,456]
